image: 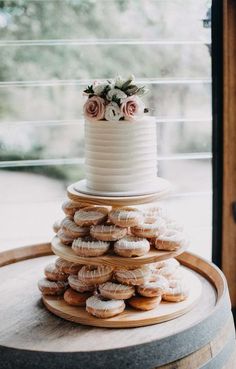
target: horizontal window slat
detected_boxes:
[0,153,212,169]
[0,78,212,88]
[0,39,212,47]
[0,117,212,128]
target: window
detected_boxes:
[0,0,212,258]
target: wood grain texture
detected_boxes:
[52,236,187,268]
[0,245,234,369]
[222,0,236,308]
[67,178,171,206]
[42,268,202,328]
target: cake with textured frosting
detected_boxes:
[83,75,157,194]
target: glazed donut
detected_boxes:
[62,199,90,216]
[44,263,68,282]
[152,230,186,251]
[90,224,127,241]
[128,295,162,311]
[109,207,144,228]
[68,274,94,293]
[114,236,150,257]
[52,219,62,233]
[78,265,114,286]
[114,266,151,286]
[86,295,125,318]
[99,282,135,300]
[162,280,189,302]
[61,217,90,238]
[38,278,68,296]
[74,207,108,227]
[137,275,169,297]
[55,258,82,275]
[64,288,92,306]
[152,258,180,280]
[72,237,110,257]
[131,218,165,239]
[57,229,74,246]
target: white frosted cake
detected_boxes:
[83,75,157,194]
[85,117,157,193]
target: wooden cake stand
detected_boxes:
[42,179,203,328]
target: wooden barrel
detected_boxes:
[0,244,235,369]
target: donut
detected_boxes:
[143,207,163,223]
[90,224,127,241]
[152,230,186,251]
[161,215,184,232]
[114,266,151,286]
[151,258,180,280]
[131,218,165,239]
[162,280,189,302]
[64,288,92,306]
[52,219,62,233]
[61,217,90,238]
[74,206,108,227]
[114,236,150,257]
[38,278,68,296]
[72,237,110,257]
[155,258,180,269]
[78,265,114,286]
[44,263,68,282]
[68,274,94,293]
[137,275,169,297]
[128,295,162,311]
[99,282,135,300]
[62,199,90,216]
[86,295,125,318]
[55,258,82,275]
[109,207,144,228]
[57,229,74,246]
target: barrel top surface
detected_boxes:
[0,253,218,353]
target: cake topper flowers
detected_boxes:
[83,75,149,122]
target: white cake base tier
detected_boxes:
[74,177,171,198]
[85,117,157,193]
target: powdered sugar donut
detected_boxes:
[90,224,127,241]
[61,217,90,238]
[68,274,94,293]
[64,288,92,306]
[114,265,151,286]
[143,207,163,223]
[114,236,150,257]
[86,295,125,318]
[38,278,68,296]
[152,258,180,280]
[128,295,162,311]
[78,265,114,286]
[99,282,135,300]
[137,275,169,297]
[152,230,187,251]
[162,280,189,302]
[109,207,144,228]
[72,237,110,257]
[131,218,165,238]
[74,206,108,227]
[52,219,62,233]
[44,263,68,282]
[62,199,90,216]
[55,258,82,275]
[57,229,74,245]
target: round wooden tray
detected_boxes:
[0,243,234,369]
[67,178,171,206]
[43,268,201,328]
[51,236,188,267]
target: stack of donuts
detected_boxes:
[38,257,190,319]
[53,199,188,258]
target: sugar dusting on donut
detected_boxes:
[86,295,124,310]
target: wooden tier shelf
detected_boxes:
[51,236,187,268]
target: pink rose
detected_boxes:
[121,96,145,120]
[83,96,105,121]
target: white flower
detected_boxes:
[104,102,123,121]
[127,74,135,84]
[107,88,127,102]
[93,82,108,96]
[114,75,125,88]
